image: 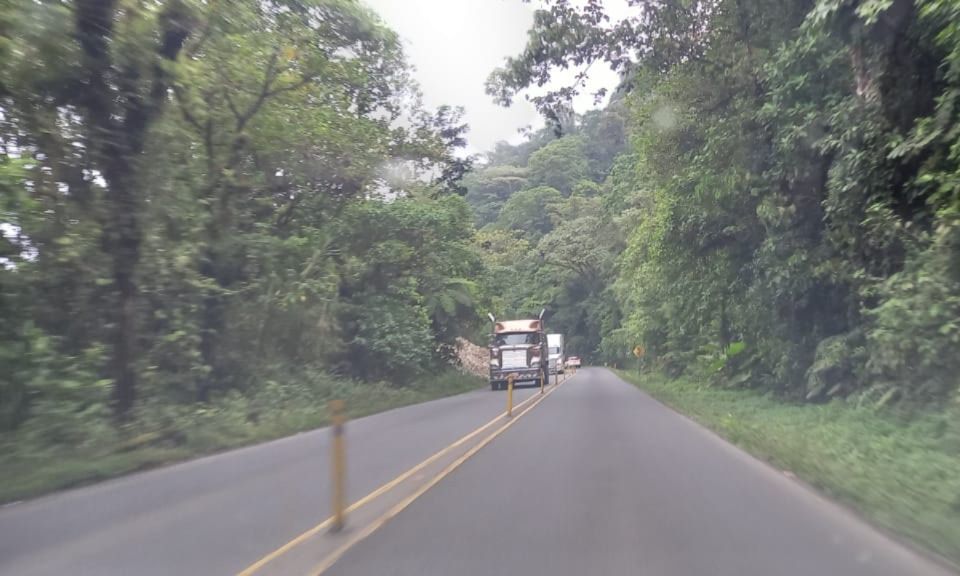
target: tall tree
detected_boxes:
[2,0,195,417]
[526,136,588,195]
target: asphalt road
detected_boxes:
[0,369,954,576]
[0,384,541,576]
[327,368,954,576]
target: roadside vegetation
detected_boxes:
[1,1,484,501]
[0,370,482,504]
[618,369,960,565]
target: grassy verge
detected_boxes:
[0,369,483,504]
[618,370,960,566]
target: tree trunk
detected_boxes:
[199,282,225,402]
[72,0,192,419]
[103,161,143,418]
[719,295,730,350]
[111,240,139,415]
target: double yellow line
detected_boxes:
[238,378,567,576]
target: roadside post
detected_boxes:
[540,371,544,395]
[507,374,515,417]
[329,399,346,533]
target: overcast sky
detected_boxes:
[363,0,627,155]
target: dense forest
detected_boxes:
[0,0,481,449]
[467,105,628,360]
[480,0,960,410]
[2,0,959,504]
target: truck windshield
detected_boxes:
[494,333,539,346]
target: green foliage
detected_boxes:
[474,227,534,318]
[346,291,435,382]
[866,218,960,405]
[491,0,960,407]
[496,185,564,239]
[526,136,589,195]
[463,164,528,226]
[460,105,629,361]
[804,331,868,401]
[335,195,483,373]
[0,0,479,470]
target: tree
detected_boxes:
[536,207,620,358]
[334,195,483,380]
[496,186,563,239]
[0,0,477,433]
[464,164,529,226]
[578,108,628,182]
[1,0,195,417]
[169,0,415,396]
[526,136,588,195]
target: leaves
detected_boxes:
[0,0,478,429]
[491,0,960,407]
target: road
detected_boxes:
[0,384,544,575]
[0,369,954,576]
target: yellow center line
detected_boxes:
[237,389,544,576]
[310,376,570,575]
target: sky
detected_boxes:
[363,0,628,156]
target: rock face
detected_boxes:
[455,337,488,378]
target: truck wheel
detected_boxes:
[490,382,499,391]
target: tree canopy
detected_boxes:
[483,0,960,408]
[0,0,475,430]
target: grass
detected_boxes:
[618,370,960,567]
[0,369,483,504]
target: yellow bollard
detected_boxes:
[329,399,346,533]
[507,374,514,417]
[540,371,544,395]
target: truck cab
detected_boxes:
[487,313,548,391]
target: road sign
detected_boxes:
[633,345,645,358]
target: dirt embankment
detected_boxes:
[455,337,487,378]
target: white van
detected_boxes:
[547,333,564,375]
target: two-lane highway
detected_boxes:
[0,369,954,576]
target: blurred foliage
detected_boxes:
[0,368,482,503]
[0,0,480,450]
